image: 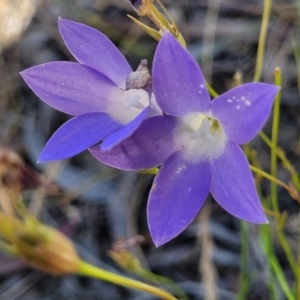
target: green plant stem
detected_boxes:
[253,156,287,299]
[138,269,188,300]
[277,230,298,277]
[139,168,160,175]
[269,252,295,300]
[270,68,281,213]
[259,225,277,299]
[206,83,219,98]
[148,4,170,33]
[257,179,277,299]
[258,193,293,299]
[77,260,177,300]
[259,131,300,190]
[250,165,291,191]
[271,69,298,280]
[253,0,272,81]
[237,222,250,300]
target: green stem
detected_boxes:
[206,83,219,98]
[148,4,170,33]
[253,0,272,82]
[250,165,291,191]
[269,255,296,300]
[259,225,277,299]
[270,252,295,300]
[76,260,177,300]
[259,131,300,190]
[270,68,281,213]
[270,68,298,279]
[149,3,186,48]
[138,269,189,300]
[237,222,250,300]
[258,180,277,299]
[258,198,293,299]
[277,230,298,277]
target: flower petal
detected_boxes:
[38,112,122,162]
[210,142,267,223]
[211,83,280,144]
[153,32,211,116]
[101,107,149,151]
[90,115,179,170]
[58,18,132,89]
[21,62,124,116]
[148,150,210,246]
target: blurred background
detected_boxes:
[0,0,299,299]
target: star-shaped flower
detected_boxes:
[91,33,279,246]
[21,18,160,162]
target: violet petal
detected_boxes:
[148,150,210,246]
[211,83,280,144]
[90,115,179,170]
[153,32,211,116]
[20,62,123,116]
[59,18,132,89]
[210,142,267,223]
[38,112,122,162]
[101,107,149,151]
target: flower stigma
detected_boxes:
[106,59,153,124]
[126,95,147,111]
[107,88,149,124]
[178,112,228,162]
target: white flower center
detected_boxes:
[177,112,227,162]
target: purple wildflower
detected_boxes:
[91,33,279,246]
[20,18,160,162]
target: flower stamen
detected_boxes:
[178,113,227,161]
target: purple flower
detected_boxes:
[20,18,160,162]
[91,33,279,246]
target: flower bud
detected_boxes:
[11,218,80,275]
[15,222,79,275]
[129,0,153,16]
